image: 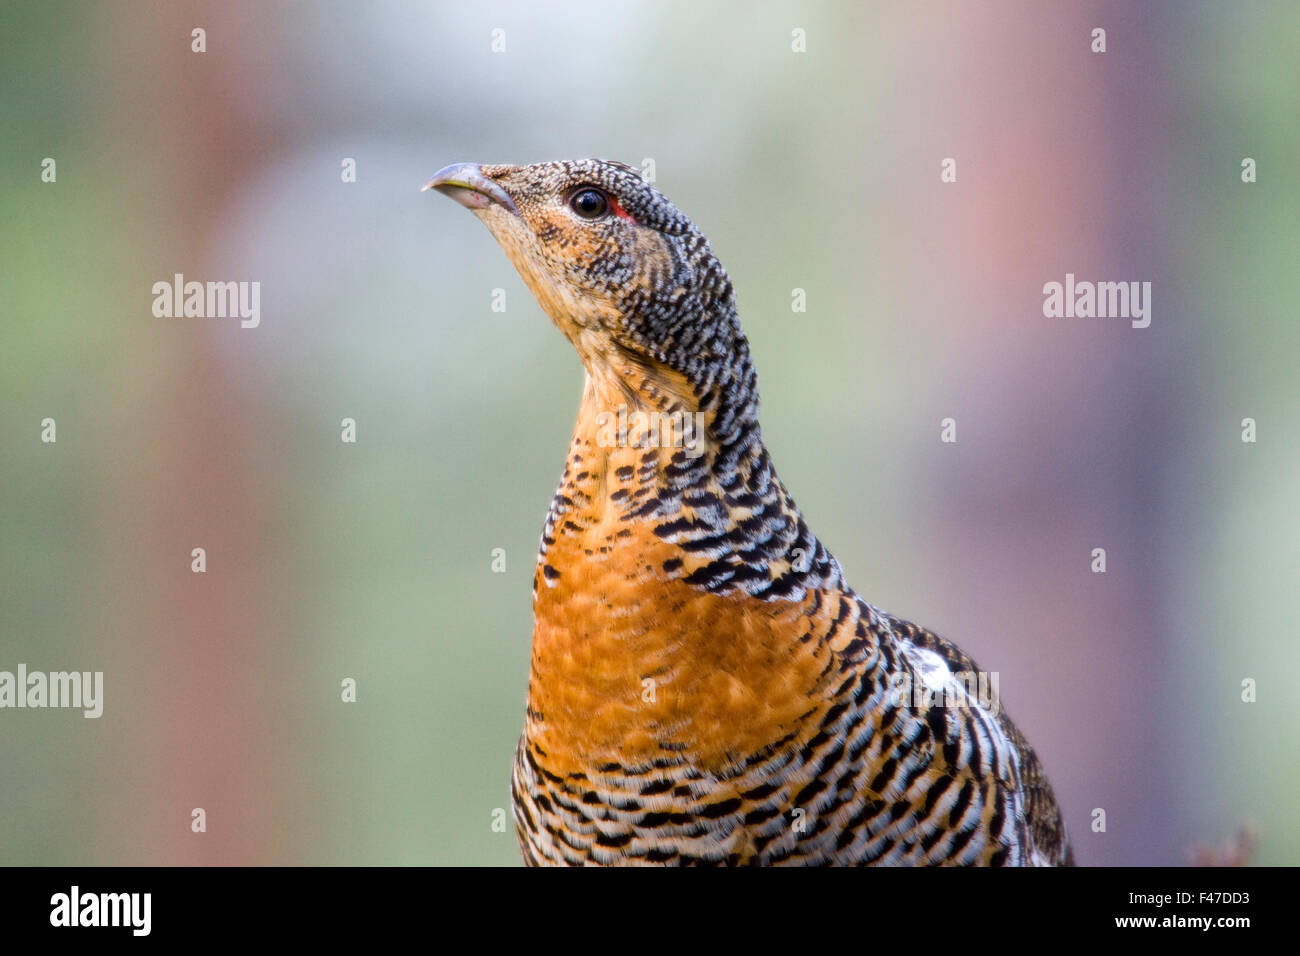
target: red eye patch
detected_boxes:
[607,195,637,223]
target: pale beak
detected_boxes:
[422,162,520,216]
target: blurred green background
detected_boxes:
[2,1,1296,866]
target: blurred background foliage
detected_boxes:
[1,1,1296,865]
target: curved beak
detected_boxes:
[422,163,520,216]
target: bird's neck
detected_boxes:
[533,350,843,608]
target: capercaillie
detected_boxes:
[426,159,1073,866]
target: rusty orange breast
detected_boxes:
[527,440,837,778]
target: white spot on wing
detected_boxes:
[910,647,954,695]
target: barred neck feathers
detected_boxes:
[531,335,846,608]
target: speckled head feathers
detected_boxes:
[429,159,755,431]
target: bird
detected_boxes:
[425,159,1073,866]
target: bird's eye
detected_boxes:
[570,188,609,219]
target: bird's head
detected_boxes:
[426,160,755,432]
